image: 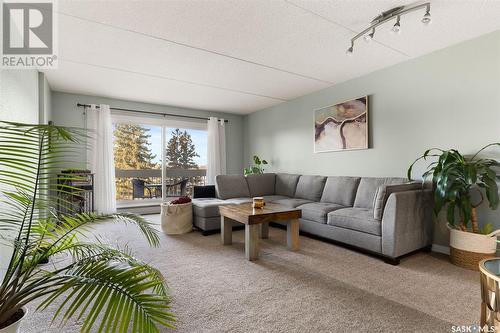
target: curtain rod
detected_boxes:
[76,103,229,123]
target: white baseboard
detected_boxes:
[431,244,450,255]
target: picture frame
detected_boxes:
[313,96,369,153]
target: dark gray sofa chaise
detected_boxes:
[192,173,433,264]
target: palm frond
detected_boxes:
[34,253,174,333]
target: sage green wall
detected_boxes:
[38,72,52,124]
[51,91,245,174]
[244,30,500,247]
[0,69,41,282]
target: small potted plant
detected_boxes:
[408,143,500,270]
[243,155,268,176]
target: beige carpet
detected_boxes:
[21,214,480,332]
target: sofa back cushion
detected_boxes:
[246,173,276,197]
[353,177,406,209]
[294,175,327,201]
[373,182,422,220]
[320,176,361,206]
[216,174,250,199]
[275,173,300,197]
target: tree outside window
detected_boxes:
[165,128,199,169]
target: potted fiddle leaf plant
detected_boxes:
[243,155,268,176]
[0,122,175,332]
[408,143,500,270]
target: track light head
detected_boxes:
[346,45,354,56]
[422,11,431,25]
[364,29,375,43]
[391,16,401,33]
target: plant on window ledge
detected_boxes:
[243,155,268,176]
[0,122,175,332]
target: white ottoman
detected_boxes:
[161,202,193,235]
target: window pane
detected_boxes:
[164,127,207,197]
[113,123,162,205]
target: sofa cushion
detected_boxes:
[353,177,406,209]
[294,175,327,201]
[192,198,230,218]
[226,197,253,204]
[373,182,422,220]
[273,198,312,208]
[246,173,276,197]
[297,202,345,224]
[216,174,250,199]
[320,176,361,206]
[263,195,290,202]
[275,173,300,197]
[327,208,381,236]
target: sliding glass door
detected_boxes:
[113,120,162,208]
[112,113,207,209]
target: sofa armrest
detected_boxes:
[374,182,423,220]
[381,189,433,258]
[193,185,216,199]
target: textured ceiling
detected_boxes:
[43,0,500,114]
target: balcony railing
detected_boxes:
[115,168,206,203]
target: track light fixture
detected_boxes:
[346,2,431,55]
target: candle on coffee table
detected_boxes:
[253,197,264,209]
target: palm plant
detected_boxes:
[0,122,175,332]
[408,143,500,234]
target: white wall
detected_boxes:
[244,30,500,246]
[0,70,40,123]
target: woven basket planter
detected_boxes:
[161,202,193,235]
[449,224,499,271]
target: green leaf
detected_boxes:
[483,176,499,209]
[482,223,494,235]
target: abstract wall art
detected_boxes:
[314,96,368,152]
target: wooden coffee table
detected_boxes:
[219,202,302,261]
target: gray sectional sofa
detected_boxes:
[192,173,433,264]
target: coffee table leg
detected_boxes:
[245,224,260,261]
[221,216,232,245]
[287,219,300,251]
[259,222,269,239]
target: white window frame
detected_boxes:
[111,111,208,205]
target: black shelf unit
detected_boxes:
[57,170,94,215]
